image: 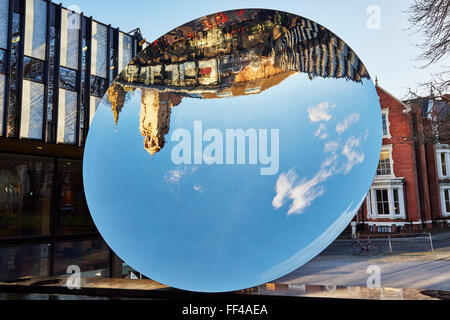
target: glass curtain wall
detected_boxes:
[0,0,141,283]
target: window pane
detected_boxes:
[53,239,109,277]
[0,0,9,49]
[57,89,77,144]
[0,245,50,282]
[20,80,44,140]
[118,33,132,73]
[91,22,107,78]
[60,9,80,70]
[0,154,53,238]
[90,75,107,97]
[442,153,448,176]
[377,151,392,176]
[0,74,4,135]
[89,95,101,125]
[382,114,388,136]
[55,159,96,235]
[376,189,390,215]
[198,59,219,85]
[0,48,6,73]
[59,67,77,91]
[393,189,400,215]
[24,0,47,60]
[23,56,45,83]
[446,190,450,213]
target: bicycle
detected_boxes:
[351,237,379,255]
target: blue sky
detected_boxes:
[84,73,382,292]
[59,0,448,99]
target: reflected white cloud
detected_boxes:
[272,169,298,210]
[314,123,328,140]
[273,151,338,215]
[273,113,365,215]
[165,166,199,184]
[193,185,203,193]
[307,102,336,123]
[336,114,360,134]
[324,141,339,153]
[342,137,365,175]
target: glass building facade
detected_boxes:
[0,0,142,281]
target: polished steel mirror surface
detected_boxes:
[83,9,382,292]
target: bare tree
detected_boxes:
[407,0,450,67]
[406,0,449,145]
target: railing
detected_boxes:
[370,233,434,254]
[321,233,436,255]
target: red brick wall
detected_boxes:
[425,142,442,221]
[376,88,423,224]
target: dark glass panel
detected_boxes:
[0,154,53,238]
[53,239,109,277]
[0,49,6,74]
[55,159,96,235]
[59,67,77,91]
[23,56,45,83]
[0,244,50,282]
[90,75,107,98]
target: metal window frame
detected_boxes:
[2,0,14,137]
[75,12,83,147]
[42,0,50,142]
[50,3,61,144]
[5,0,26,138]
[82,16,91,141]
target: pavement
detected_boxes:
[275,232,450,292]
[1,232,449,300]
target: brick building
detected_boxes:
[355,83,450,233]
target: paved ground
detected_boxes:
[276,233,450,291]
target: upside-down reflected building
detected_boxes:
[107,10,369,156]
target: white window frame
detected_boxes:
[367,185,406,220]
[381,109,392,139]
[440,185,450,217]
[376,144,394,178]
[437,146,450,180]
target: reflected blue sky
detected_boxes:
[83,9,382,292]
[84,75,381,292]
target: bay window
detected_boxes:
[367,185,406,219]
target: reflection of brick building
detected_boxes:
[354,83,450,233]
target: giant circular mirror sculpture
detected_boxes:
[83,9,382,292]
